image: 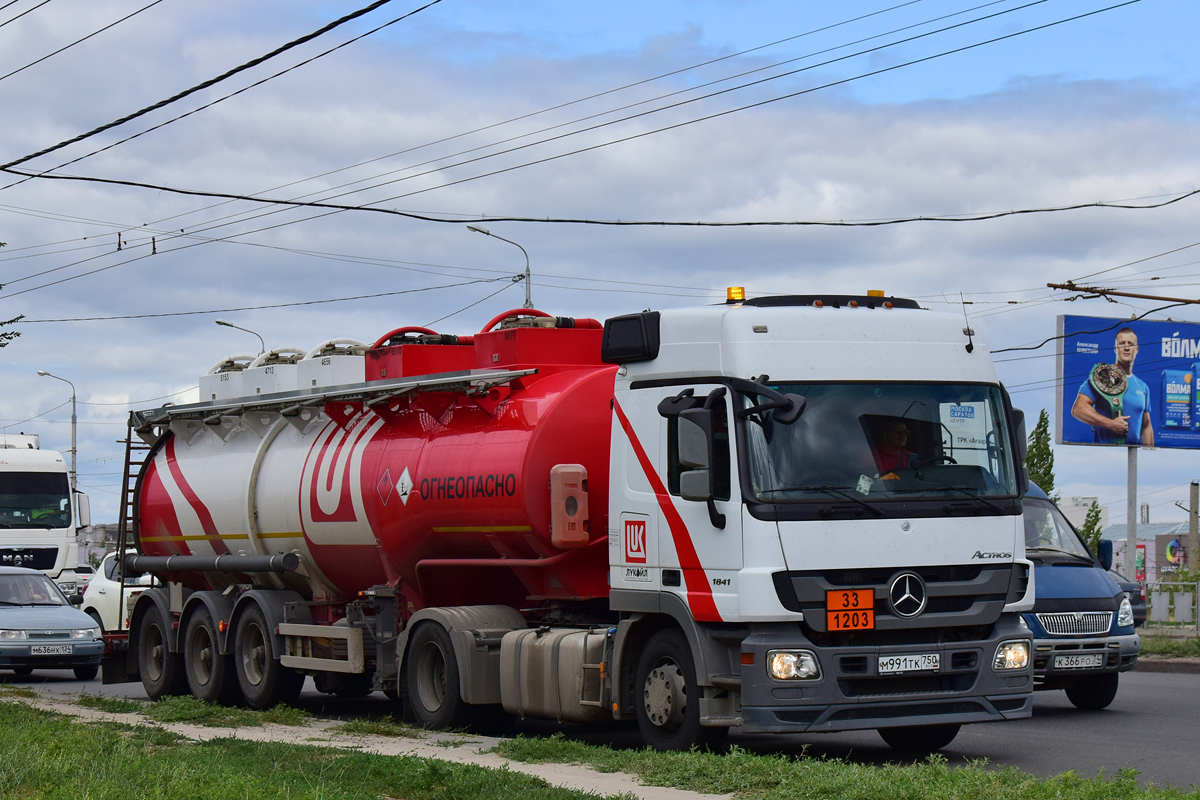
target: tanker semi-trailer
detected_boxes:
[106,295,1035,751]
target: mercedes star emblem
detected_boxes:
[888,572,928,618]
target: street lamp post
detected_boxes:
[215,319,266,355]
[467,224,532,309]
[36,371,76,492]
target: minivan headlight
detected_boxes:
[0,629,28,640]
[1117,596,1134,628]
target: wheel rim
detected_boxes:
[415,640,447,712]
[188,624,215,686]
[143,621,165,683]
[240,622,267,686]
[643,660,687,732]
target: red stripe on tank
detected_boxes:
[612,399,721,622]
[164,437,231,555]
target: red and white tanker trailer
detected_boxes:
[106,294,1036,751]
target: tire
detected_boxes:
[1066,673,1119,710]
[405,622,474,730]
[233,604,304,709]
[184,609,243,705]
[12,666,32,676]
[878,723,961,752]
[85,609,105,633]
[73,664,99,681]
[634,629,727,752]
[138,604,188,700]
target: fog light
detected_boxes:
[767,650,821,680]
[993,640,1030,670]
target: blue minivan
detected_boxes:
[1024,484,1139,709]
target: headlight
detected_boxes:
[0,629,28,640]
[993,640,1030,670]
[1117,596,1134,628]
[72,627,101,640]
[767,650,822,680]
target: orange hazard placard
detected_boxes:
[826,588,875,631]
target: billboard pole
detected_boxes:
[1126,446,1138,580]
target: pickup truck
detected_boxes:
[1023,484,1139,709]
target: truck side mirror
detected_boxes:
[1098,539,1113,572]
[678,408,725,530]
[74,493,91,529]
[1012,408,1027,464]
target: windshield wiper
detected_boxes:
[805,486,886,517]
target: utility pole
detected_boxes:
[1191,481,1199,573]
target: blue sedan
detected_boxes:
[0,566,103,680]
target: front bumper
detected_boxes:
[1032,632,1139,687]
[738,617,1032,734]
[0,640,104,670]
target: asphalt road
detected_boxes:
[6,668,1195,791]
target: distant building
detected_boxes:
[79,523,119,566]
[1102,522,1191,582]
[1059,496,1107,531]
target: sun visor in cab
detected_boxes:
[601,311,660,364]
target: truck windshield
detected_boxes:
[1024,498,1093,560]
[0,473,71,529]
[741,383,1019,503]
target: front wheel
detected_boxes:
[405,622,473,730]
[234,604,303,709]
[1066,673,1119,710]
[877,723,960,752]
[73,664,99,681]
[185,608,243,705]
[635,629,726,752]
[138,604,187,700]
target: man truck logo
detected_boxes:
[888,572,927,618]
[624,520,647,564]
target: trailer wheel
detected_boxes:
[234,604,303,709]
[635,629,726,752]
[185,609,243,705]
[1066,673,1119,710]
[138,604,187,700]
[877,723,960,752]
[406,622,473,730]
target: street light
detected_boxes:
[467,224,532,309]
[36,370,76,492]
[215,319,265,355]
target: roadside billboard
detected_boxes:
[1056,314,1200,449]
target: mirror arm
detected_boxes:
[707,498,726,530]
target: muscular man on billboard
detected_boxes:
[1071,327,1154,445]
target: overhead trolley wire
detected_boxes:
[0,0,52,31]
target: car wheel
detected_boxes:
[405,622,474,730]
[11,666,32,676]
[137,604,187,700]
[185,608,243,706]
[878,724,961,752]
[73,664,99,681]
[233,604,303,709]
[634,628,727,752]
[1066,673,1119,710]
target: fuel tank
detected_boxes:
[134,312,617,611]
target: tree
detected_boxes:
[1025,408,1057,500]
[0,242,21,348]
[1077,500,1103,554]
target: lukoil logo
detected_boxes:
[624,520,647,564]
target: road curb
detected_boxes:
[1133,657,1200,674]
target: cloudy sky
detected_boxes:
[1,0,1197,525]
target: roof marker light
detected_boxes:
[867,289,885,297]
[850,300,859,308]
[814,300,824,308]
[727,286,746,302]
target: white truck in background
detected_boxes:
[0,433,90,595]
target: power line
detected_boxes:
[0,0,166,84]
[0,0,52,31]
[1,0,417,171]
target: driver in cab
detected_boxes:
[874,419,919,477]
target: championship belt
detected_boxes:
[1088,363,1128,443]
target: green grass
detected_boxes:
[77,694,147,714]
[0,684,37,699]
[141,696,311,728]
[494,733,1200,799]
[327,714,421,738]
[1139,634,1200,657]
[0,701,613,800]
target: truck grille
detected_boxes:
[1035,612,1112,636]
